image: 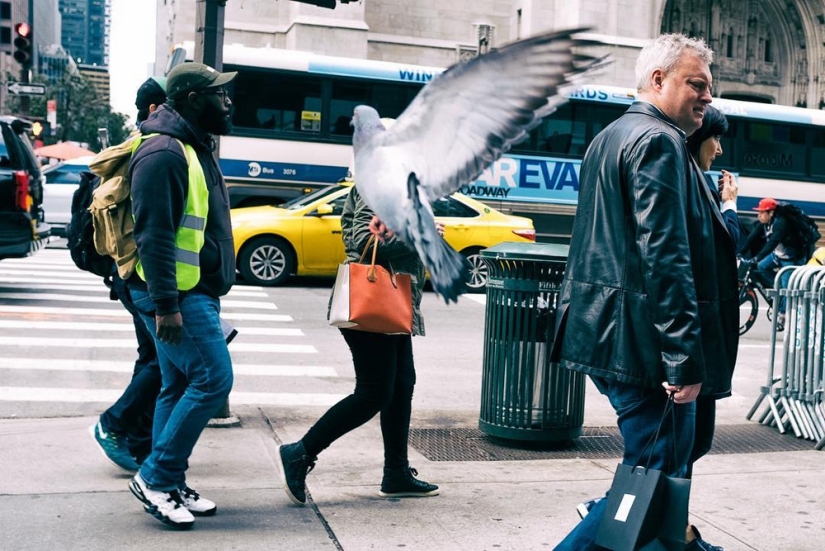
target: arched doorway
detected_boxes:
[660,0,825,108]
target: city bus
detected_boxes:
[174,42,825,242]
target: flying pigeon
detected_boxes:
[352,27,602,303]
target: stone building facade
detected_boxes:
[155,0,825,108]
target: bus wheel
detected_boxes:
[463,248,488,292]
[239,236,294,286]
[739,287,758,336]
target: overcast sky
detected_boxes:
[108,0,157,124]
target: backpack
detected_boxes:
[66,172,115,279]
[87,133,187,280]
[775,202,821,260]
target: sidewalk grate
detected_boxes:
[409,424,814,462]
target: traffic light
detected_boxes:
[13,22,32,66]
[31,119,50,139]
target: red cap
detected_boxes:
[754,198,778,211]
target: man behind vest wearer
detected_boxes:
[89,76,167,473]
[126,62,237,530]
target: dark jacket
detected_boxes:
[127,105,235,315]
[553,102,739,399]
[335,187,427,336]
[704,173,741,250]
[739,214,804,263]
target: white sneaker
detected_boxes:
[180,486,217,516]
[129,473,195,529]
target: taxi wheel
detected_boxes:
[239,236,295,286]
[463,248,488,292]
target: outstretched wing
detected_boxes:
[376,27,601,202]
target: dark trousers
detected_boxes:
[686,396,716,479]
[99,275,161,463]
[554,376,696,551]
[301,329,416,469]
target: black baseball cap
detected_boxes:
[166,62,237,100]
[135,76,167,110]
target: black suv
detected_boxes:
[0,116,49,260]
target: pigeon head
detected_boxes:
[352,105,385,150]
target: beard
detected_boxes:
[199,101,233,136]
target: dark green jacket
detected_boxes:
[333,188,427,336]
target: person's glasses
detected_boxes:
[198,88,230,102]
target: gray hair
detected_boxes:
[635,33,714,92]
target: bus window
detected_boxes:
[538,104,585,156]
[811,130,825,178]
[740,121,806,176]
[330,81,371,136]
[589,104,627,144]
[371,83,421,120]
[231,68,322,134]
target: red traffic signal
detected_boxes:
[13,22,32,65]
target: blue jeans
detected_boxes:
[129,288,234,491]
[554,376,696,551]
[757,252,798,314]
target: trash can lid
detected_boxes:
[480,242,569,261]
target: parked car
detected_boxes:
[41,156,94,237]
[231,182,536,289]
[0,117,48,261]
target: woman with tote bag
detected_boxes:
[275,186,440,505]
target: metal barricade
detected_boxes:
[747,265,825,450]
[478,243,585,444]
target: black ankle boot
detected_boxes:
[379,466,439,498]
[276,441,317,505]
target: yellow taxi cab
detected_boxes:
[231,182,535,290]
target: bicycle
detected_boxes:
[738,259,778,336]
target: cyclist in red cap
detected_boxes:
[739,197,807,329]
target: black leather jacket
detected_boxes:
[553,102,739,398]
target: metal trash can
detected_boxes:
[478,242,585,443]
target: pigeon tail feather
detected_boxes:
[406,173,469,303]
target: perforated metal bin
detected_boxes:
[478,243,584,443]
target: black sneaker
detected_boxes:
[379,466,439,498]
[276,442,317,505]
[687,526,724,551]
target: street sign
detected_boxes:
[7,82,46,96]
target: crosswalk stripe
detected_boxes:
[0,292,118,303]
[0,282,269,297]
[225,289,269,297]
[0,283,114,292]
[0,292,279,310]
[0,305,129,317]
[0,387,346,406]
[219,299,277,310]
[0,268,100,280]
[0,336,316,353]
[0,305,293,321]
[0,277,110,286]
[0,358,336,377]
[0,320,303,336]
[221,312,293,322]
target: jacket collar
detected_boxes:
[627,101,687,139]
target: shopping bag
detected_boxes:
[595,464,667,551]
[329,236,413,335]
[640,475,691,551]
[597,396,691,551]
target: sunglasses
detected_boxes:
[197,88,230,102]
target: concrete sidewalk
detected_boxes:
[1,403,823,551]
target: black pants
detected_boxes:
[302,329,416,469]
[686,396,716,479]
[99,275,161,463]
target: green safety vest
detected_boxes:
[134,134,209,290]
